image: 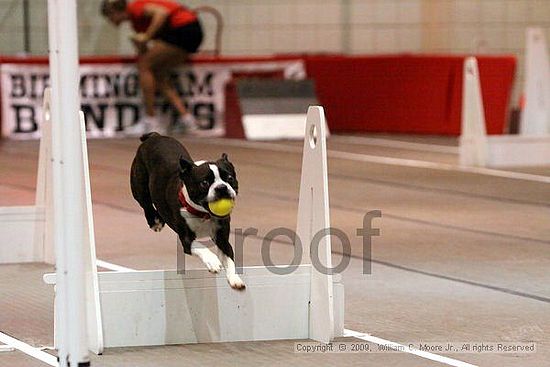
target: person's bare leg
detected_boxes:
[147,41,192,118]
[159,77,198,131]
[156,72,188,116]
[137,54,157,117]
[138,41,198,133]
[123,51,159,135]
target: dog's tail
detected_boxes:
[140,132,160,142]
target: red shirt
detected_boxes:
[127,0,197,33]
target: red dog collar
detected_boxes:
[178,189,211,219]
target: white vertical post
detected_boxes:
[520,27,550,135]
[47,0,90,365]
[296,106,334,343]
[47,0,67,362]
[35,88,55,265]
[460,57,488,167]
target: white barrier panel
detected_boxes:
[0,207,45,263]
[242,112,330,141]
[0,89,52,264]
[520,28,550,135]
[460,57,550,167]
[485,135,550,167]
[45,267,343,348]
[243,114,308,140]
[45,106,344,351]
[45,269,344,348]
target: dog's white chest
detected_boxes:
[180,211,215,238]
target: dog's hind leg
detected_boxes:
[130,159,165,232]
[145,204,165,232]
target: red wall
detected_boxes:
[304,55,516,135]
[0,54,516,136]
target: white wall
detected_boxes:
[0,0,549,103]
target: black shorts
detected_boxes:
[157,20,203,54]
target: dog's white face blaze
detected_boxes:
[207,164,237,202]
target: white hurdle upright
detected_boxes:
[521,27,550,135]
[459,57,489,167]
[45,106,344,351]
[38,92,103,354]
[459,55,550,167]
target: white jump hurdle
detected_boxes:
[44,106,344,352]
[0,90,53,264]
[460,29,550,167]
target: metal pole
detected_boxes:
[47,0,90,365]
[23,0,31,53]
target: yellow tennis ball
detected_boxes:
[208,198,234,217]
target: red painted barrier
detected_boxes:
[0,54,516,136]
[304,54,516,135]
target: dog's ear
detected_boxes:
[217,153,235,172]
[179,157,194,177]
[220,153,233,166]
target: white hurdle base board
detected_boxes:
[0,206,45,264]
[243,114,328,141]
[461,135,550,167]
[45,265,344,348]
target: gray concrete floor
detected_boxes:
[0,134,549,367]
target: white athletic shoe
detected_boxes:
[125,122,146,136]
[125,116,167,136]
[147,120,168,135]
[177,113,199,134]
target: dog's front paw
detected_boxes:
[150,218,164,232]
[228,274,246,290]
[203,254,223,274]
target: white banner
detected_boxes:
[0,60,305,139]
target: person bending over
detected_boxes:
[101,0,203,134]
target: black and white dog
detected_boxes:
[130,132,245,289]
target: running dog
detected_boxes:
[130,132,244,289]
